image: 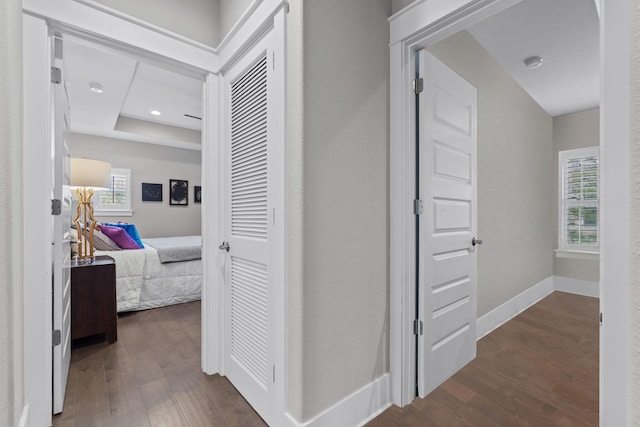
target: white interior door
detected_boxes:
[52,38,72,414]
[222,30,281,425]
[417,50,478,397]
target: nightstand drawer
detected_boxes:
[71,255,117,343]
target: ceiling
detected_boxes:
[63,0,598,149]
[467,0,599,117]
[63,38,204,150]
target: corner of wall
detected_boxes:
[285,0,305,420]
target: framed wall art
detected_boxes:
[194,186,202,204]
[141,183,162,202]
[169,179,188,206]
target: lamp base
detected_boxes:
[73,187,98,260]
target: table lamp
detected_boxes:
[70,157,111,260]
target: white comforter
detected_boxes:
[95,241,201,312]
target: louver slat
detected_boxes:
[230,257,269,388]
[231,56,268,240]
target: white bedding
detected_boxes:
[95,239,201,312]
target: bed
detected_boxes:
[95,235,202,312]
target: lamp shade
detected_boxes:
[70,158,111,190]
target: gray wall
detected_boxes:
[631,1,640,420]
[391,0,414,14]
[428,31,554,317]
[0,0,23,425]
[71,134,202,238]
[218,0,254,42]
[300,0,390,420]
[94,0,221,47]
[94,0,255,47]
[552,108,600,282]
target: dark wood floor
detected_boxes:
[368,291,599,427]
[55,292,598,427]
[53,301,266,427]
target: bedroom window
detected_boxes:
[94,167,133,216]
[557,147,599,258]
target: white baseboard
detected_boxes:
[285,374,391,427]
[476,275,601,340]
[553,275,599,298]
[18,405,29,427]
[476,277,555,340]
[282,275,598,427]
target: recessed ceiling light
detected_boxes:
[524,56,543,69]
[88,82,103,94]
[148,109,162,116]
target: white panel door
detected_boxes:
[417,50,478,397]
[52,40,72,414]
[222,31,280,425]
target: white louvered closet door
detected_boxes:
[223,31,278,424]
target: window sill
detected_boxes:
[555,249,599,261]
[94,210,133,217]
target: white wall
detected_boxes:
[552,108,600,282]
[0,1,24,425]
[71,134,202,238]
[300,0,390,420]
[218,0,254,41]
[428,31,554,317]
[94,0,221,46]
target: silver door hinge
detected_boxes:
[413,319,423,335]
[51,67,62,84]
[273,364,276,383]
[413,199,423,215]
[52,199,62,215]
[599,312,603,324]
[413,78,424,94]
[52,329,61,346]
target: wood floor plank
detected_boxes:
[204,374,268,427]
[368,292,598,427]
[55,292,596,427]
[54,301,266,427]
[139,378,191,427]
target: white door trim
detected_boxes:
[22,14,54,427]
[599,0,630,424]
[390,0,627,423]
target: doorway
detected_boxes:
[23,2,288,425]
[391,0,600,408]
[55,32,207,413]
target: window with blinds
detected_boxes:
[94,167,133,216]
[559,147,599,252]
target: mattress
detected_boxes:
[95,238,202,312]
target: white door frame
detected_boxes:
[389,0,524,407]
[22,0,289,425]
[389,0,629,423]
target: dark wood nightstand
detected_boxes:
[71,255,117,343]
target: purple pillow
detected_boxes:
[99,224,142,250]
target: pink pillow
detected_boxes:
[99,224,142,250]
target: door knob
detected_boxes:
[218,241,230,252]
[472,237,483,246]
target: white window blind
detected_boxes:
[94,167,132,216]
[559,147,599,252]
